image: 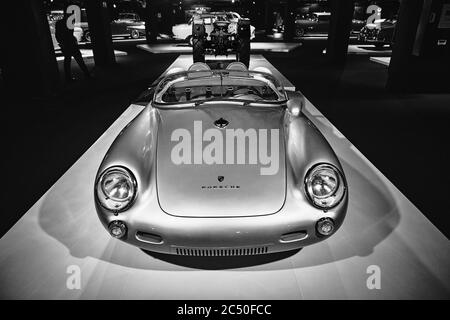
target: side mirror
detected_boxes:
[286,94,304,117]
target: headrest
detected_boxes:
[252,66,272,75]
[226,62,248,76]
[187,63,213,79]
[188,62,211,72]
[226,62,248,71]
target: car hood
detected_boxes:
[156,103,286,217]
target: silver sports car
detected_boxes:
[94,62,348,256]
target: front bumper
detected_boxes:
[95,188,348,256]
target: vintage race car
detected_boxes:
[80,12,145,42]
[94,62,348,256]
[172,11,256,45]
[358,18,397,48]
[294,12,366,37]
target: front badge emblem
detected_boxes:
[218,176,224,182]
[214,117,229,129]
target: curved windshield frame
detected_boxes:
[153,70,287,108]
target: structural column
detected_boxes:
[386,0,449,92]
[85,0,115,66]
[264,0,272,35]
[326,0,354,64]
[0,0,59,97]
[284,0,296,41]
[144,0,158,43]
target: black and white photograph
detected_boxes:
[0,0,449,307]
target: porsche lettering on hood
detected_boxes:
[156,104,286,218]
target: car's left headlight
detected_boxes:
[96,166,137,212]
[305,163,346,209]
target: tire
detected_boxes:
[186,35,193,46]
[130,29,140,39]
[295,28,305,37]
[192,22,206,39]
[236,37,250,67]
[83,30,91,42]
[193,38,205,63]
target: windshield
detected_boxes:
[154,70,287,106]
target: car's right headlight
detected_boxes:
[305,163,346,209]
[96,166,137,212]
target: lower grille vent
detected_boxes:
[175,246,269,256]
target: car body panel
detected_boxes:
[156,104,286,218]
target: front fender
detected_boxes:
[96,105,159,196]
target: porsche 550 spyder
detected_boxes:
[94,62,348,256]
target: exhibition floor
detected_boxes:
[0,55,448,299]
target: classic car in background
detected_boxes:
[94,62,348,256]
[351,18,366,34]
[191,12,253,66]
[358,18,397,48]
[172,11,255,44]
[295,12,331,37]
[110,13,145,39]
[79,12,145,42]
[294,12,366,37]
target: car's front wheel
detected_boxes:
[186,35,193,46]
[83,30,91,42]
[295,28,305,37]
[130,29,140,39]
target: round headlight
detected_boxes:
[305,163,346,209]
[96,166,137,212]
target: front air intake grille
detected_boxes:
[174,246,269,256]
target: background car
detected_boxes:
[358,18,397,48]
[351,19,366,34]
[191,13,252,66]
[172,11,255,44]
[295,12,367,37]
[110,13,145,39]
[295,12,331,37]
[80,12,145,42]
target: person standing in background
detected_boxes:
[55,12,91,82]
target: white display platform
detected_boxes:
[137,42,301,54]
[0,55,448,300]
[347,45,392,56]
[370,57,391,67]
[55,49,127,61]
